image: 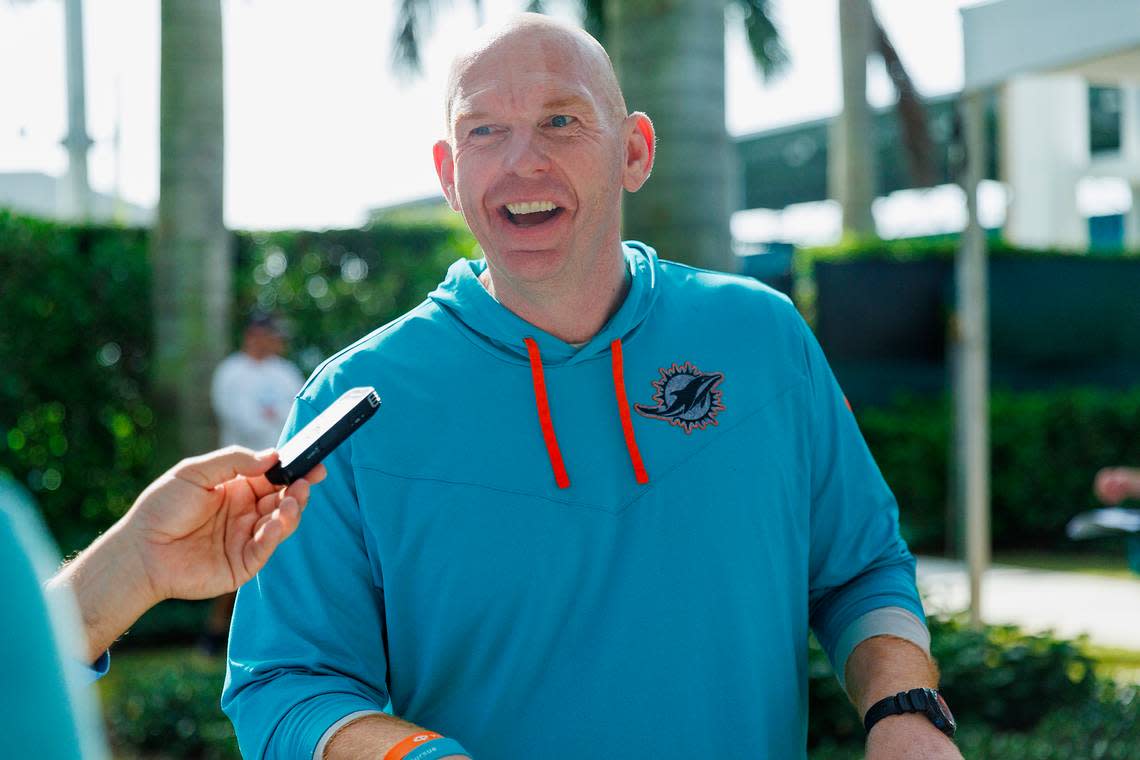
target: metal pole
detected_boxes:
[956,90,991,628]
[63,0,93,220]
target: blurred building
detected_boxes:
[961,0,1140,253]
[0,171,151,226]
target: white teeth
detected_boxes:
[505,201,557,215]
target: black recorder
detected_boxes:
[265,386,381,486]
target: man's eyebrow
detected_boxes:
[542,95,594,112]
[453,110,488,124]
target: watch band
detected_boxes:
[863,687,956,738]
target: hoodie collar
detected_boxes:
[428,241,660,366]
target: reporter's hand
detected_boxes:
[1094,466,1140,506]
[49,445,326,663]
[124,446,325,602]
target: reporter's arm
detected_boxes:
[47,447,322,664]
[46,521,157,665]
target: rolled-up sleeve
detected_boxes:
[222,394,391,759]
[797,317,929,686]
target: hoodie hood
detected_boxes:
[428,241,660,366]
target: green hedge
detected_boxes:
[858,387,1140,553]
[232,222,477,376]
[96,617,1137,759]
[0,210,475,557]
[804,236,1140,264]
[0,212,156,553]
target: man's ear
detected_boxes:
[433,139,461,211]
[621,112,655,193]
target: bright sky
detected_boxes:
[0,0,989,230]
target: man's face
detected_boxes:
[245,327,285,358]
[434,32,631,287]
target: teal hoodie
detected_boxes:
[223,242,927,759]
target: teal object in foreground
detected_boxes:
[224,243,926,759]
[0,477,108,759]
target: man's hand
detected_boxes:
[48,446,325,663]
[126,446,325,602]
[1094,466,1140,505]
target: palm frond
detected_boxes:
[392,0,452,78]
[583,0,605,44]
[734,0,789,81]
[392,0,424,76]
[872,8,936,186]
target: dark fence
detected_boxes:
[813,254,1140,408]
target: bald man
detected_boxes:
[223,15,960,760]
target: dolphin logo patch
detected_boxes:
[634,361,725,434]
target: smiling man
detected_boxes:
[223,14,961,760]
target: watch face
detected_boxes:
[927,689,957,735]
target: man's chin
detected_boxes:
[487,246,569,283]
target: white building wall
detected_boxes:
[1121,85,1140,248]
[1001,74,1089,249]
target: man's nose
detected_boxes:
[503,131,549,176]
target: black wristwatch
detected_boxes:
[863,688,956,738]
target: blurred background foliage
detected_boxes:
[3,209,1140,755]
[861,388,1140,553]
[0,209,475,556]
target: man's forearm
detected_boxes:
[844,635,962,759]
[324,713,466,760]
[844,634,938,715]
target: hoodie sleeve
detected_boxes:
[796,315,929,688]
[222,395,390,759]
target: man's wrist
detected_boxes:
[865,712,963,759]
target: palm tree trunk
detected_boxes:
[834,0,876,236]
[609,0,735,272]
[151,0,229,456]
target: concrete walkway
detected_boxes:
[916,556,1140,650]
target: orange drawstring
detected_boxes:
[611,339,650,484]
[524,337,570,489]
[523,337,650,489]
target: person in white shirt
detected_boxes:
[211,313,306,451]
[203,313,306,652]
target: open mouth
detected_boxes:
[502,201,564,228]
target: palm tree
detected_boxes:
[834,0,934,238]
[150,0,230,456]
[607,0,787,272]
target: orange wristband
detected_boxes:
[383,732,444,760]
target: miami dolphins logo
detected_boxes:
[634,361,725,434]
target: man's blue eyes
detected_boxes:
[469,116,574,136]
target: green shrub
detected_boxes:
[0,211,158,554]
[232,222,477,375]
[99,650,239,759]
[857,388,1140,553]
